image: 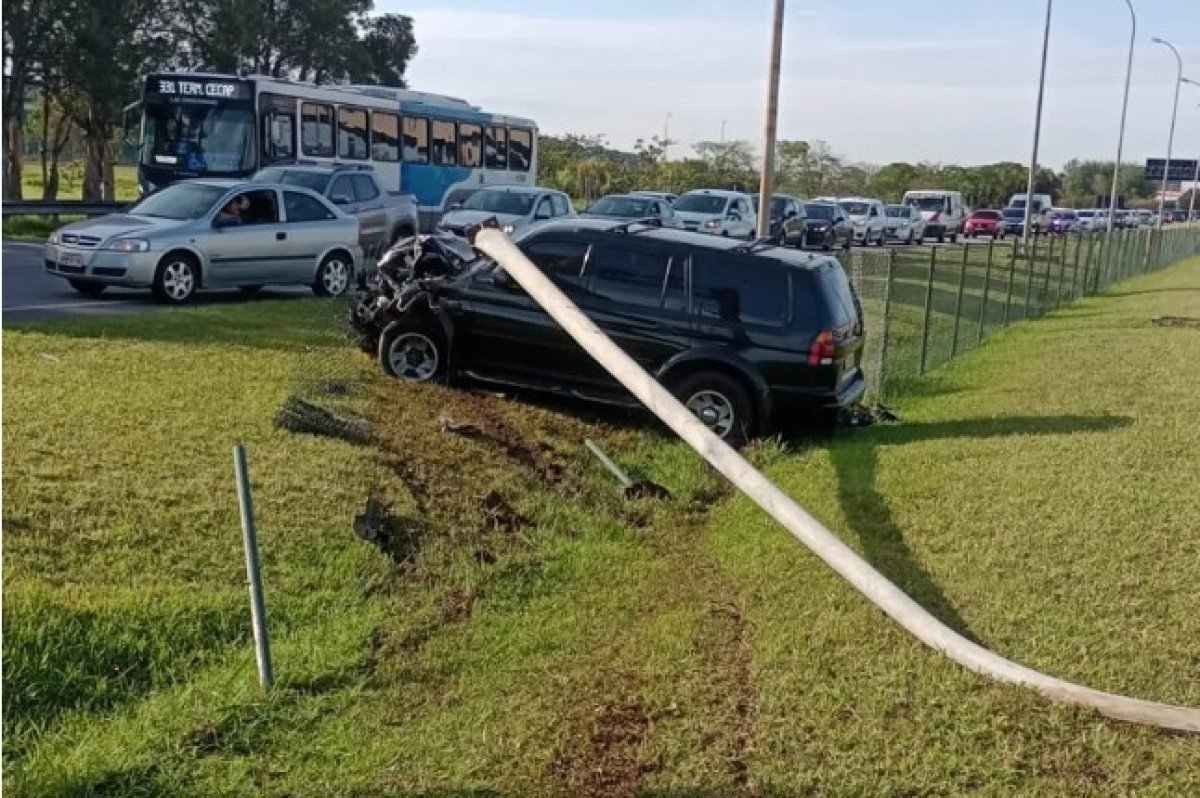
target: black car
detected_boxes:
[750,193,804,240]
[352,220,865,445]
[782,202,853,252]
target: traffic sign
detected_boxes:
[1145,158,1199,181]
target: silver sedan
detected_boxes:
[44,179,363,304]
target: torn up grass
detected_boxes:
[5,257,1200,795]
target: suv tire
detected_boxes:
[68,279,106,298]
[378,319,447,383]
[673,370,755,448]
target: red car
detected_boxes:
[964,210,1005,238]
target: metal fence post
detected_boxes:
[1055,233,1069,308]
[951,244,968,356]
[1069,231,1083,300]
[1023,236,1036,317]
[1004,240,1017,325]
[234,444,274,689]
[978,239,993,344]
[919,247,936,374]
[1082,233,1095,296]
[877,249,895,395]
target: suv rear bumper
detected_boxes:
[772,368,866,419]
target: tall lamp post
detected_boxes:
[756,0,786,239]
[1023,0,1053,245]
[1105,0,1136,241]
[1151,37,1182,228]
[1181,83,1200,223]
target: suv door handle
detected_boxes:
[276,232,287,241]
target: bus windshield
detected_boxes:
[142,102,255,173]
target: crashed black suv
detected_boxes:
[351,219,865,445]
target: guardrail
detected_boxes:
[2,200,127,218]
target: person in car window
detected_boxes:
[217,195,249,225]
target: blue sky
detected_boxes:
[383,1,1200,168]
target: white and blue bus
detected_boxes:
[137,72,538,230]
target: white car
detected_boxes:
[1075,209,1104,232]
[819,196,887,246]
[672,189,757,238]
[884,204,926,244]
[437,186,574,236]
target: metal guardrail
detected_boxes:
[2,200,127,218]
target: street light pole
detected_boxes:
[1151,37,1182,229]
[1023,0,1053,245]
[1105,0,1136,241]
[1181,83,1200,223]
[756,0,785,239]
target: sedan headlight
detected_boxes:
[47,230,61,244]
[105,238,150,253]
[703,218,722,229]
[501,223,516,234]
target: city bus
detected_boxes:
[137,72,538,230]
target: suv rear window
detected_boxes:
[816,264,859,329]
[692,252,789,326]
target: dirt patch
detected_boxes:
[551,699,654,798]
[353,493,424,563]
[702,601,757,790]
[439,413,567,484]
[1152,315,1200,328]
[480,490,529,534]
[441,587,478,624]
[275,396,371,445]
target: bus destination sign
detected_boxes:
[148,77,248,101]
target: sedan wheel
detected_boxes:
[153,257,198,304]
[314,255,352,297]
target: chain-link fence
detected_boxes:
[841,225,1200,398]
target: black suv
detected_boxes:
[353,219,865,445]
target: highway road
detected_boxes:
[2,240,310,323]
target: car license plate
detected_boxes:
[59,252,83,267]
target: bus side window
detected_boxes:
[458,123,481,168]
[485,126,507,169]
[402,117,428,163]
[431,120,456,166]
[372,112,400,162]
[338,107,368,160]
[509,129,531,171]
[266,112,294,161]
[301,103,334,157]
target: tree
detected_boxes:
[2,0,54,199]
[351,14,417,86]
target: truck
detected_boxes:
[252,164,418,259]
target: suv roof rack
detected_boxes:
[730,237,781,254]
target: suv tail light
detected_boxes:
[808,330,835,366]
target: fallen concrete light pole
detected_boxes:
[471,225,1200,733]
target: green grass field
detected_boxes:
[3,162,139,241]
[4,258,1200,795]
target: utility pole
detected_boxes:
[663,112,672,161]
[1105,0,1135,248]
[756,0,786,239]
[1023,0,1053,246]
[1151,37,1182,229]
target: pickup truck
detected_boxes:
[252,165,418,259]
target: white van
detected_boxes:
[902,190,966,243]
[1007,193,1053,232]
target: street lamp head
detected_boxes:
[1181,77,1200,87]
[1151,36,1165,44]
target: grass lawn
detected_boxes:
[3,162,139,240]
[4,258,1200,795]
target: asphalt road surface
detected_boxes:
[3,240,310,323]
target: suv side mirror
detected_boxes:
[331,193,352,205]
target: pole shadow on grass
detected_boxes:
[823,413,1132,640]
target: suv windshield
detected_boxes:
[253,168,330,193]
[804,203,836,220]
[840,202,870,216]
[142,101,254,173]
[584,196,654,217]
[675,194,728,214]
[885,206,909,217]
[462,190,536,215]
[129,183,228,220]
